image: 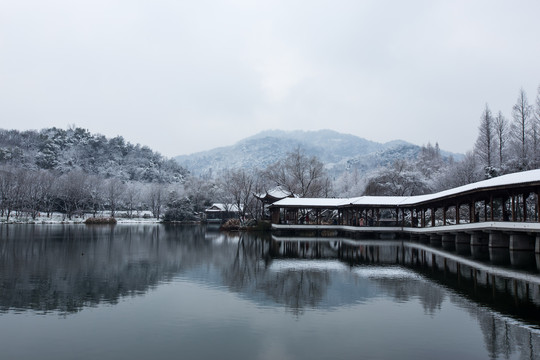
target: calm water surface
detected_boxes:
[0,224,539,360]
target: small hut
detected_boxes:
[205,203,242,223]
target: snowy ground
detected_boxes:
[0,211,160,224]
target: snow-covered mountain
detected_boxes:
[175,129,460,178]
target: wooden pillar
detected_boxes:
[484,201,487,222]
[512,196,516,221]
[537,188,540,222]
[469,201,474,223]
[490,195,494,221]
[443,206,447,225]
[421,208,425,228]
[523,193,528,222]
[431,208,436,227]
[456,204,460,224]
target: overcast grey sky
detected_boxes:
[1,0,540,157]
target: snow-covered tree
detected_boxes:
[334,168,365,197]
[511,88,532,170]
[363,160,431,196]
[123,182,143,218]
[264,147,329,198]
[55,170,90,219]
[0,166,18,220]
[144,183,167,220]
[220,168,256,222]
[474,104,495,175]
[434,151,482,190]
[532,84,540,168]
[105,178,125,218]
[493,111,508,171]
[417,142,443,177]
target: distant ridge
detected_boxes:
[175,129,461,178]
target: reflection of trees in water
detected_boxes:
[216,234,329,316]
[0,225,207,314]
[1,226,539,358]
[220,237,333,316]
[260,270,330,317]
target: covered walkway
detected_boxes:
[269,169,540,252]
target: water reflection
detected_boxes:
[0,225,206,313]
[1,224,539,359]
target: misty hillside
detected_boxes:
[175,129,460,178]
[0,127,187,183]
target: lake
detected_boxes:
[0,224,539,360]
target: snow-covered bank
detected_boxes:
[0,212,161,225]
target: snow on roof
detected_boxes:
[205,203,242,212]
[271,197,349,208]
[349,196,407,207]
[266,186,293,199]
[400,168,540,206]
[255,186,294,200]
[271,169,540,209]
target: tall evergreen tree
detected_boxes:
[511,89,532,170]
[494,111,508,171]
[474,104,495,176]
[533,84,540,168]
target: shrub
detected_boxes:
[84,217,117,225]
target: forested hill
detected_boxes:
[175,129,460,178]
[0,127,187,183]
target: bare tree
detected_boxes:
[532,84,540,168]
[123,182,142,218]
[494,111,508,170]
[23,170,46,219]
[145,183,166,220]
[38,170,57,217]
[474,104,494,175]
[87,174,104,217]
[106,178,125,218]
[265,147,329,198]
[0,166,18,220]
[56,170,90,219]
[220,168,256,222]
[511,88,532,170]
[452,151,483,186]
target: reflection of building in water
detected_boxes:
[272,236,540,322]
[270,236,540,358]
[1,225,539,359]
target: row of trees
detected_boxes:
[0,166,183,221]
[360,85,540,197]
[0,147,331,223]
[474,86,540,175]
